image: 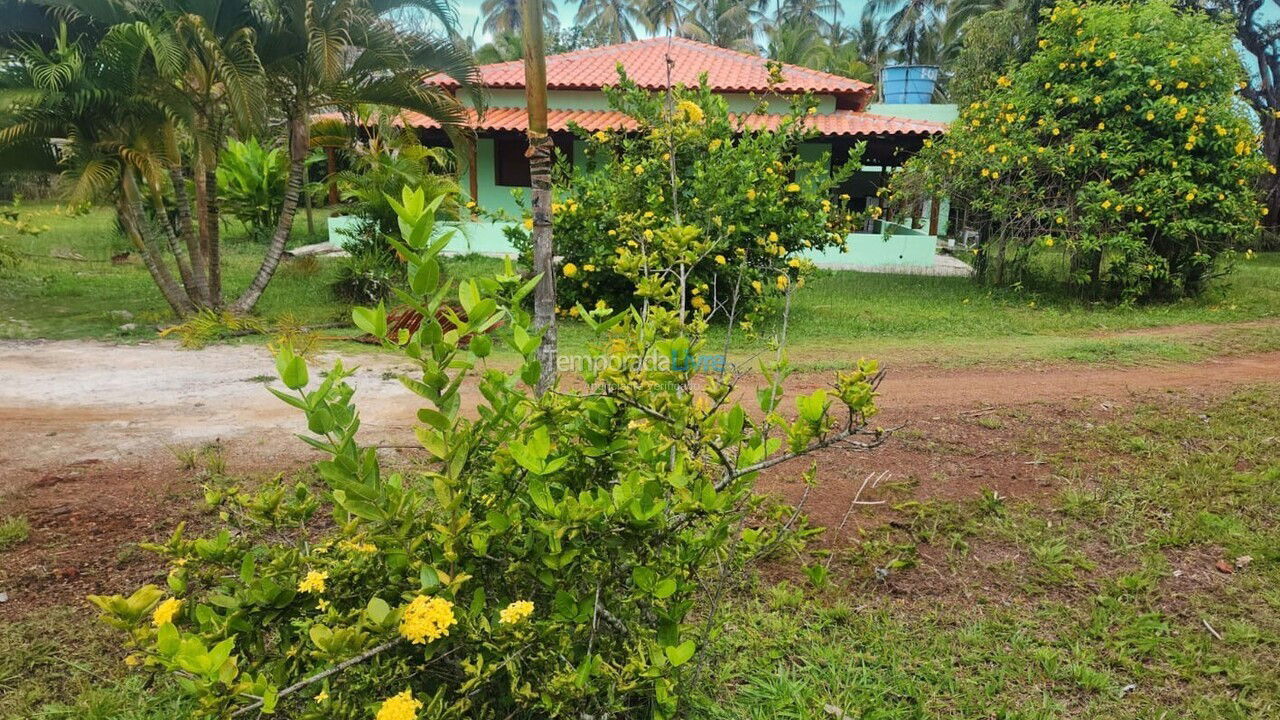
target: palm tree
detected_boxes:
[0,0,482,315]
[869,0,948,65]
[521,0,556,394]
[775,0,838,36]
[765,18,832,69]
[678,0,756,52]
[575,0,645,43]
[475,29,525,63]
[482,0,559,35]
[641,0,689,34]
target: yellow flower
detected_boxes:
[465,201,476,209]
[633,164,644,175]
[768,231,779,243]
[124,654,141,667]
[1101,200,1112,209]
[1044,237,1055,247]
[996,75,1012,87]
[152,597,182,627]
[708,138,722,152]
[523,218,534,230]
[499,600,535,625]
[786,183,800,193]
[776,274,789,290]
[1185,191,1196,201]
[715,255,726,265]
[676,99,705,123]
[298,571,327,594]
[1146,111,1155,121]
[562,263,578,278]
[582,264,596,272]
[1093,95,1102,104]
[746,189,756,201]
[751,280,762,293]
[399,596,457,644]
[1169,58,1179,67]
[375,690,423,720]
[592,131,609,143]
[315,691,329,703]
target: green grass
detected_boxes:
[692,385,1280,719]
[0,607,189,719]
[0,203,345,340]
[4,203,1280,369]
[0,515,28,551]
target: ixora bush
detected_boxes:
[506,71,863,330]
[89,186,887,720]
[889,0,1268,302]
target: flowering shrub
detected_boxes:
[889,0,1268,302]
[89,186,887,719]
[508,71,862,329]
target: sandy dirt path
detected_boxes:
[2,338,1279,490]
[2,338,1278,618]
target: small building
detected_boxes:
[341,38,956,270]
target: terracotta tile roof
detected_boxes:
[431,37,873,104]
[385,107,944,138]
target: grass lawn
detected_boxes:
[4,385,1278,718]
[691,386,1280,719]
[3,203,1280,368]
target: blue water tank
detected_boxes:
[880,65,940,103]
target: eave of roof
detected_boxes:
[378,107,945,138]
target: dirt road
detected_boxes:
[3,339,1280,488]
[2,338,1278,618]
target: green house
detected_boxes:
[339,37,956,270]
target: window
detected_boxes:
[493,136,574,187]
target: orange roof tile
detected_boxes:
[431,37,874,104]
[388,107,943,138]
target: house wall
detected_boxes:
[472,89,838,115]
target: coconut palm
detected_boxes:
[475,29,524,63]
[641,0,689,34]
[678,0,756,52]
[481,0,559,35]
[765,18,832,69]
[575,0,645,43]
[869,0,948,65]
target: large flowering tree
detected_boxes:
[504,70,862,331]
[889,0,1268,302]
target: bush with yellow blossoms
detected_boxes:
[889,0,1269,302]
[88,185,887,720]
[507,69,863,328]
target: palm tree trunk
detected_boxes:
[522,0,556,395]
[169,166,211,305]
[147,179,201,304]
[230,107,307,313]
[205,165,223,304]
[118,172,195,316]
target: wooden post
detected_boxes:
[928,197,940,236]
[325,147,339,206]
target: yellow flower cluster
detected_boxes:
[563,262,578,278]
[400,595,457,644]
[297,570,327,594]
[375,690,423,720]
[499,600,535,625]
[152,597,182,627]
[676,100,704,124]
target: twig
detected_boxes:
[824,471,887,570]
[1201,618,1223,641]
[960,406,1000,418]
[230,637,404,717]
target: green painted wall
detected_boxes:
[475,89,838,114]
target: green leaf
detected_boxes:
[664,639,696,667]
[366,597,391,625]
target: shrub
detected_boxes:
[889,0,1268,302]
[89,186,886,720]
[216,138,287,242]
[507,70,863,329]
